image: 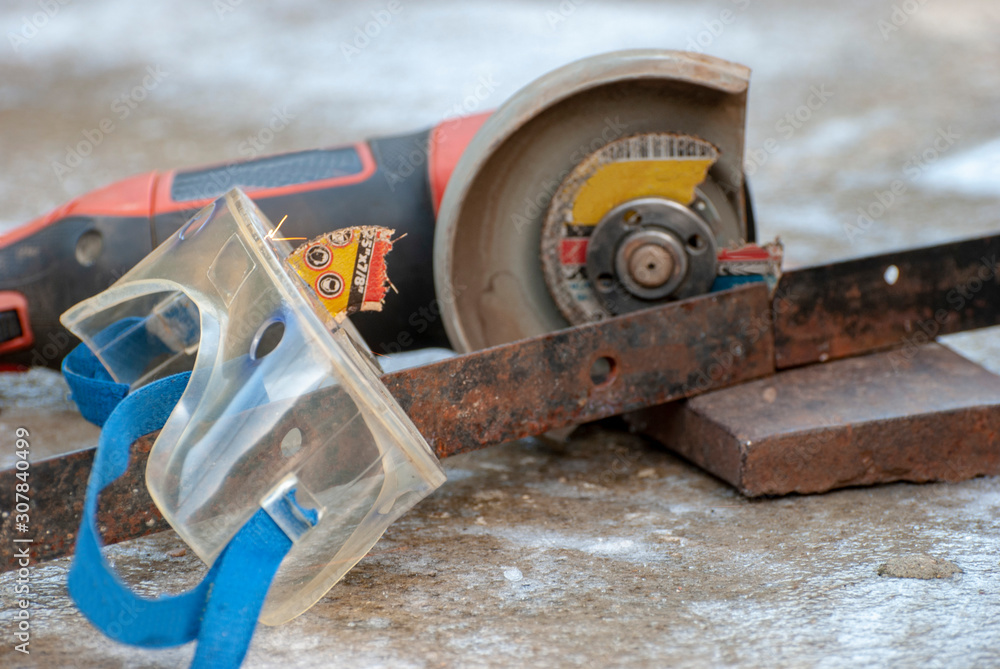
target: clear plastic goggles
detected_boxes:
[61,188,445,625]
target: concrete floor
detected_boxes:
[4,422,1000,668]
[2,0,1000,667]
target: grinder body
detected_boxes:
[0,113,489,369]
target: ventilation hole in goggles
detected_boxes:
[251,319,285,360]
[280,427,303,458]
[179,200,218,240]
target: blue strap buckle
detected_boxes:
[262,478,323,542]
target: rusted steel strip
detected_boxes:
[1,283,774,568]
[773,233,1000,369]
[385,283,774,458]
[0,434,169,570]
[7,228,1000,571]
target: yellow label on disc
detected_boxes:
[571,158,716,226]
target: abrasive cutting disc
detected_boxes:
[541,131,742,324]
[434,50,752,352]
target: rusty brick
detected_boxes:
[630,343,1000,496]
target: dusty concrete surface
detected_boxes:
[1,0,1000,667]
[2,418,1000,668]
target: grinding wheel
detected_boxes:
[434,49,754,352]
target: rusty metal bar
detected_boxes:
[0,283,774,568]
[385,283,774,458]
[0,434,170,570]
[7,229,1000,569]
[773,233,1000,369]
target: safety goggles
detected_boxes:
[61,188,445,626]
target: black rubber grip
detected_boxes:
[171,148,365,202]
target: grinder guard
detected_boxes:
[60,188,446,625]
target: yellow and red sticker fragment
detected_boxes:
[286,226,394,319]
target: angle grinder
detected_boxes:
[0,49,772,370]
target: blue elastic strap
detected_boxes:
[62,333,131,426]
[63,342,293,668]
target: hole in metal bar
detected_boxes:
[589,356,617,386]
